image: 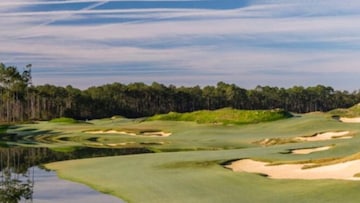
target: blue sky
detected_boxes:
[2,0,360,90]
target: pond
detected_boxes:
[0,147,149,202]
[22,167,123,203]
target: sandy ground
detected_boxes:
[106,142,136,147]
[296,131,351,141]
[226,159,360,180]
[85,130,171,137]
[143,132,172,137]
[340,117,360,123]
[292,146,332,154]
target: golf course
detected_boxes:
[4,0,360,202]
[2,106,360,202]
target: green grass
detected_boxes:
[41,112,360,203]
[47,148,360,203]
[147,108,292,125]
[6,108,360,202]
[50,117,79,124]
[329,103,360,117]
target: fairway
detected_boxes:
[5,110,360,202]
[4,1,360,202]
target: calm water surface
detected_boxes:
[26,167,123,203]
[0,147,143,202]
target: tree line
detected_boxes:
[0,63,359,122]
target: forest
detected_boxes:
[1,63,360,122]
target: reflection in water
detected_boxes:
[0,168,33,202]
[31,167,123,203]
[0,147,148,202]
[0,148,34,202]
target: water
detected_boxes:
[26,167,122,203]
[0,147,141,203]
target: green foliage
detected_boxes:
[49,117,78,124]
[0,63,358,122]
[148,108,292,125]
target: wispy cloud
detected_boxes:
[2,0,360,90]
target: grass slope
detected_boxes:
[47,149,360,203]
[5,110,292,151]
[329,103,360,118]
[148,108,292,125]
[45,112,360,202]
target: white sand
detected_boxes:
[340,117,360,123]
[143,132,172,137]
[226,159,360,180]
[292,146,332,154]
[106,142,136,147]
[296,131,351,141]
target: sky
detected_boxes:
[2,0,360,90]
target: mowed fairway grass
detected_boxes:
[8,108,360,202]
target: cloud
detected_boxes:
[2,0,360,90]
[0,0,195,6]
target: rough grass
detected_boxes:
[253,137,300,146]
[301,151,360,169]
[329,103,360,117]
[148,108,292,125]
[354,173,360,178]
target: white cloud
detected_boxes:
[2,0,360,89]
[0,0,195,6]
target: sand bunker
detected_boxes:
[255,131,352,146]
[142,132,172,137]
[296,131,351,141]
[291,146,332,154]
[106,142,136,147]
[226,159,360,181]
[85,130,171,137]
[340,117,360,123]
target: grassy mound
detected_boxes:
[49,117,79,124]
[329,104,360,118]
[148,108,292,125]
